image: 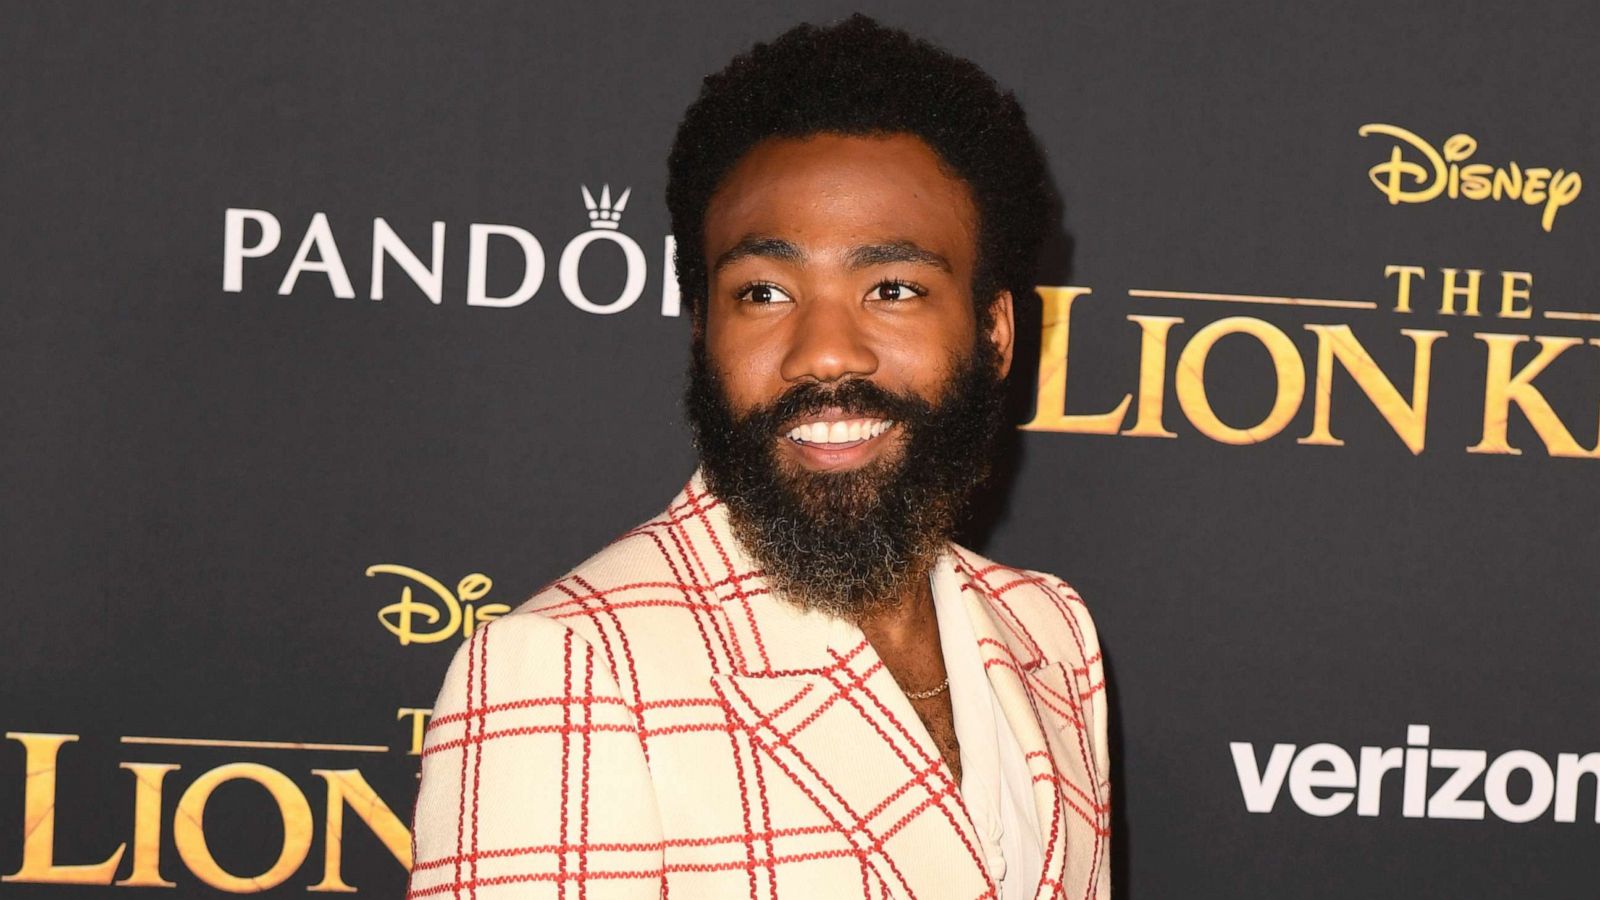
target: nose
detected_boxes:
[779,293,879,384]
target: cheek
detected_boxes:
[706,322,784,412]
[878,313,978,394]
[883,348,953,399]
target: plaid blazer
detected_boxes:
[409,471,1111,900]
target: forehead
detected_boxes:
[703,132,979,268]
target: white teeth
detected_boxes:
[788,418,894,444]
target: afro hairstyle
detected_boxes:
[666,13,1053,326]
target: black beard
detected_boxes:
[685,333,1006,619]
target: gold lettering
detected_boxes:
[116,762,179,888]
[1468,334,1595,457]
[173,763,314,892]
[1174,317,1305,445]
[456,574,506,637]
[1499,271,1534,319]
[1359,124,1445,204]
[1523,167,1550,205]
[1439,268,1482,316]
[373,565,501,645]
[1442,133,1477,198]
[1492,163,1523,200]
[1385,264,1426,313]
[1545,171,1583,232]
[457,573,492,601]
[372,564,461,645]
[397,707,432,756]
[1459,163,1494,200]
[1121,315,1183,438]
[1298,326,1446,455]
[1360,125,1579,232]
[1020,287,1132,434]
[308,769,413,893]
[3,733,126,885]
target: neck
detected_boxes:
[852,566,938,654]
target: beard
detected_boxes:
[685,331,1007,619]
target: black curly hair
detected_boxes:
[666,13,1052,328]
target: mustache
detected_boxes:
[746,378,929,435]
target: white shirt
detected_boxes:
[933,575,1044,899]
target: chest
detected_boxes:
[644,669,1005,899]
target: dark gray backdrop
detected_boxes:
[4,1,1597,897]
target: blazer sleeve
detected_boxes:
[408,612,665,899]
[1072,585,1112,900]
[1072,588,1111,804]
[1075,582,1113,896]
[1039,569,1113,900]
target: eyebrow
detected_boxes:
[845,240,952,273]
[711,235,953,275]
[712,236,804,273]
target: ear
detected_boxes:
[986,290,1015,379]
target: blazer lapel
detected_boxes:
[712,587,999,900]
[678,473,993,899]
[939,549,1106,900]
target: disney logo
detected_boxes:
[1359,123,1581,232]
[369,564,509,646]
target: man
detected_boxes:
[410,15,1109,900]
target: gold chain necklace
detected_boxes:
[903,677,949,700]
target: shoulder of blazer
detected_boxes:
[947,542,1104,675]
[497,520,732,699]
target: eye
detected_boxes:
[736,281,793,304]
[866,280,926,302]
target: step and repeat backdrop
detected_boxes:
[3,1,1596,897]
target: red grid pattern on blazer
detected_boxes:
[409,476,1109,900]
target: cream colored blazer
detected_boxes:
[409,471,1111,900]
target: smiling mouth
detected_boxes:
[785,417,895,450]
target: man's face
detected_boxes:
[687,133,1014,616]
